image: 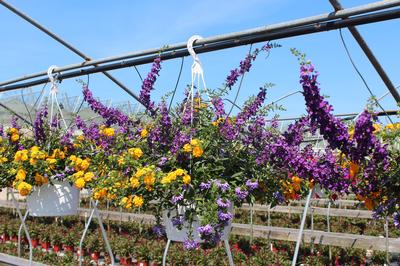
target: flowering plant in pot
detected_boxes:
[0,224,9,242]
[40,230,51,250]
[62,231,75,253]
[0,107,91,216]
[110,43,288,249]
[87,233,104,261]
[136,243,151,266]
[29,227,39,248]
[114,237,133,266]
[51,232,62,252]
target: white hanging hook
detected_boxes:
[187,35,202,63]
[47,65,59,86]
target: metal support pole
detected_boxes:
[292,189,313,266]
[0,0,146,107]
[79,200,115,266]
[1,4,400,92]
[250,202,254,244]
[17,210,29,257]
[224,239,235,266]
[329,0,400,102]
[385,217,390,264]
[11,193,33,266]
[310,205,314,254]
[327,201,332,262]
[162,239,171,266]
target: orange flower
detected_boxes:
[349,162,359,178]
[192,146,204,157]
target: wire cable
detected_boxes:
[168,57,185,112]
[338,28,393,123]
[133,66,143,82]
[20,89,33,126]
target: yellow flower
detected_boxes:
[130,177,140,188]
[348,129,354,139]
[192,146,204,157]
[140,129,148,138]
[118,156,125,165]
[144,173,155,186]
[120,197,128,206]
[14,150,28,162]
[183,174,191,184]
[34,173,48,185]
[9,127,18,134]
[17,182,32,196]
[175,168,184,176]
[84,172,95,182]
[190,139,200,146]
[183,144,192,153]
[52,149,65,160]
[46,158,57,164]
[291,176,302,184]
[128,148,143,159]
[0,157,8,163]
[77,135,85,141]
[74,178,85,189]
[16,169,26,181]
[73,171,85,179]
[373,124,381,133]
[80,159,90,171]
[135,168,146,178]
[161,176,171,184]
[102,127,115,137]
[11,134,19,142]
[69,155,77,162]
[132,195,144,208]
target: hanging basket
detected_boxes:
[27,180,79,217]
[163,206,233,243]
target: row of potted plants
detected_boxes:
[0,208,390,265]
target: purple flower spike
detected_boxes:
[235,187,249,201]
[216,198,231,209]
[139,58,162,112]
[246,179,259,191]
[215,180,230,192]
[197,224,213,236]
[170,194,184,205]
[199,182,211,191]
[183,238,198,250]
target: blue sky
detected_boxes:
[0,0,399,121]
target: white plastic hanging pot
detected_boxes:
[163,206,233,243]
[27,180,79,217]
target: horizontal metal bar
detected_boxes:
[2,7,400,92]
[0,0,399,87]
[272,110,399,122]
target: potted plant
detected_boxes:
[63,232,75,253]
[40,230,51,250]
[29,227,39,248]
[51,232,62,252]
[76,235,88,258]
[115,237,132,266]
[136,243,150,266]
[0,224,9,242]
[87,233,103,261]
[8,225,17,243]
